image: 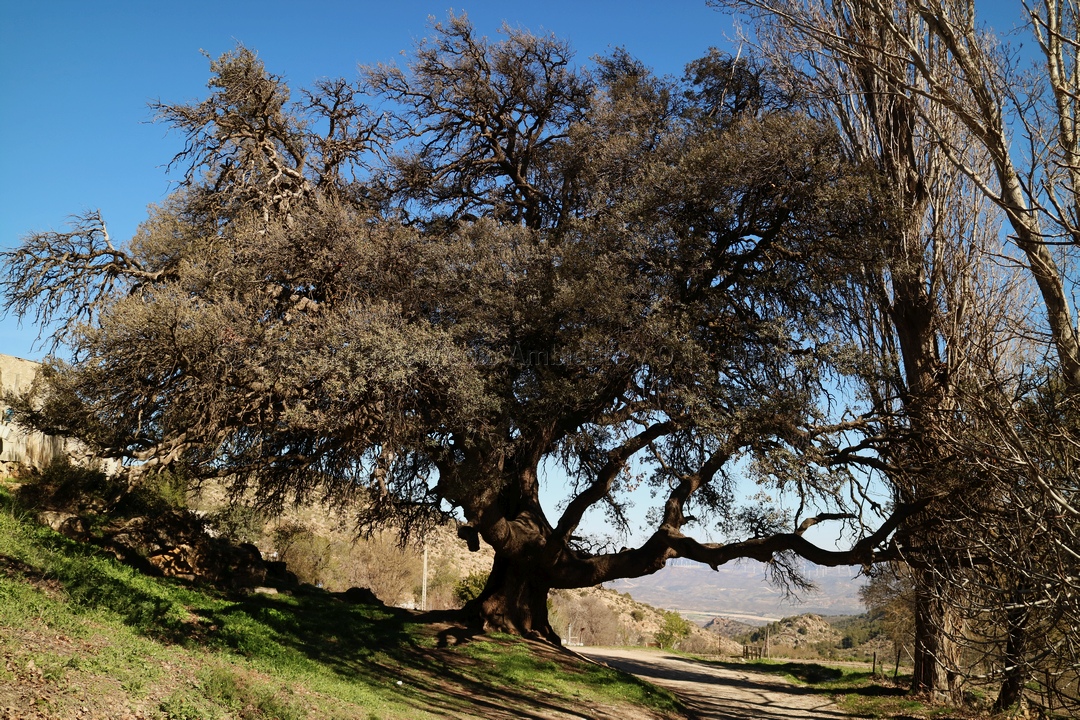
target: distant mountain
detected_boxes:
[702,616,756,638]
[606,558,866,621]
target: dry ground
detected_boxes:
[578,647,854,720]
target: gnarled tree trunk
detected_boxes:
[468,552,560,643]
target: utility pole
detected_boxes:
[421,545,428,611]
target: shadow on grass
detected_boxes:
[1,495,683,720]
[689,656,908,698]
[188,591,682,719]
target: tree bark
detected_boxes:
[993,602,1030,713]
[469,552,560,644]
[911,566,963,703]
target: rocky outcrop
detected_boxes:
[33,505,274,591]
[0,353,121,476]
[145,538,267,589]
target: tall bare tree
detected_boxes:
[715,0,1025,701]
[715,0,1080,707]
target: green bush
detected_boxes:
[453,571,489,606]
[206,503,266,545]
[118,470,190,514]
[15,461,193,523]
[653,611,692,650]
[16,459,122,513]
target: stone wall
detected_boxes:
[0,354,117,475]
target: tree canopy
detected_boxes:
[2,15,908,638]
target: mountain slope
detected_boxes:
[607,559,866,620]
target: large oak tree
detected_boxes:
[2,16,912,639]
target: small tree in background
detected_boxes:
[654,611,692,650]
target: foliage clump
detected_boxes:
[653,611,692,650]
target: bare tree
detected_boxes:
[715,0,1019,700]
[926,370,1080,715]
[715,0,1080,707]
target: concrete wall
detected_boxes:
[0,354,115,475]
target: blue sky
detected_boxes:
[0,1,742,358]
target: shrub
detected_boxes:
[679,632,722,655]
[272,524,330,587]
[453,571,489,606]
[114,469,191,517]
[16,458,122,513]
[329,533,421,603]
[415,561,460,611]
[653,611,692,650]
[549,592,623,645]
[206,504,266,545]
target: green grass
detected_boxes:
[456,634,682,713]
[0,485,683,719]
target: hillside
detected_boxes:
[550,586,742,656]
[607,558,866,620]
[0,481,686,720]
[186,478,494,610]
[731,612,895,664]
[741,613,842,650]
[701,616,756,639]
[186,480,743,655]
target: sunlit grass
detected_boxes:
[0,484,682,719]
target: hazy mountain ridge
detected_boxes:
[606,559,866,620]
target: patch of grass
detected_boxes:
[194,665,306,720]
[0,485,683,719]
[457,634,683,715]
[837,691,979,719]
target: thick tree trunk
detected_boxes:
[911,567,962,703]
[469,552,560,644]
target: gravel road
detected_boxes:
[577,647,857,720]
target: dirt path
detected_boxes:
[577,647,855,720]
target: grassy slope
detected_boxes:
[0,488,683,720]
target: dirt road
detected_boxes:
[577,647,854,720]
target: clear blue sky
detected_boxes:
[0,1,742,359]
